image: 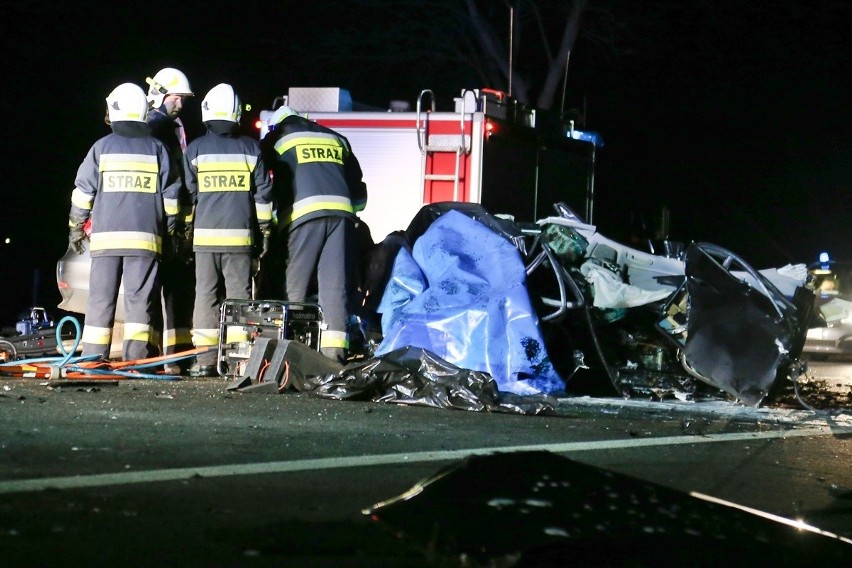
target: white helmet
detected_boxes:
[268,105,300,126]
[145,67,193,108]
[105,83,149,123]
[201,83,242,123]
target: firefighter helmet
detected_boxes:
[201,83,242,123]
[105,83,148,123]
[145,67,193,108]
[268,105,300,127]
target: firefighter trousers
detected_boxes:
[192,252,252,366]
[81,255,159,361]
[286,217,354,362]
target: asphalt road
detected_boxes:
[1,363,850,566]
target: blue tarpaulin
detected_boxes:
[376,210,565,395]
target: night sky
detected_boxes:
[2,1,850,325]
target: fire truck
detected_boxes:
[257,87,603,241]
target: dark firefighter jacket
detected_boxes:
[183,122,274,253]
[261,114,367,230]
[147,109,193,234]
[69,121,180,257]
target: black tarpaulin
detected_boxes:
[292,346,556,415]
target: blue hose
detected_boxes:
[0,353,101,367]
[56,315,82,367]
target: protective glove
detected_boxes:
[68,217,87,255]
[258,230,272,260]
[69,227,86,255]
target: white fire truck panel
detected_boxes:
[259,88,598,244]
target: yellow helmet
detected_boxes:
[145,67,193,108]
[105,83,148,123]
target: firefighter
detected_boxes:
[68,83,180,361]
[145,66,196,373]
[183,84,274,376]
[261,106,368,363]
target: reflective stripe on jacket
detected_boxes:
[184,131,273,253]
[263,115,367,230]
[70,130,179,257]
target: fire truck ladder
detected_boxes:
[416,89,472,201]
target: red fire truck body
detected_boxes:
[259,87,600,242]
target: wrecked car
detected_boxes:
[56,238,126,322]
[352,201,814,409]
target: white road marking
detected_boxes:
[1,426,849,495]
